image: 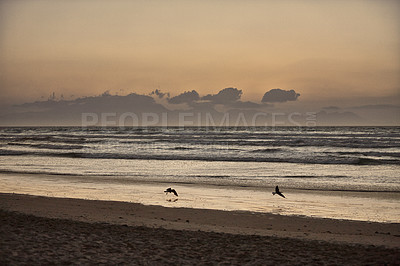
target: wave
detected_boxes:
[250,148,282,153]
[2,135,103,144]
[1,127,400,166]
[281,175,347,179]
[169,147,196,150]
[0,169,347,180]
[327,151,400,158]
[1,127,400,150]
[4,137,399,149]
[0,169,84,176]
[7,143,85,150]
[1,149,399,165]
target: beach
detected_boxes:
[1,127,399,264]
[1,193,399,265]
[2,0,400,263]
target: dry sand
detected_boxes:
[1,193,399,265]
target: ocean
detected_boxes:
[0,126,399,222]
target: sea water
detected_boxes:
[0,126,399,222]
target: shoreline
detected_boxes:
[1,171,399,223]
[2,170,400,194]
[1,193,399,248]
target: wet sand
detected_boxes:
[1,193,399,264]
[2,172,399,223]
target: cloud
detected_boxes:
[347,104,400,126]
[261,89,300,103]
[322,106,340,111]
[227,101,262,109]
[350,104,400,110]
[150,89,170,99]
[168,90,199,104]
[202,88,242,103]
[2,89,398,126]
[187,101,218,112]
[316,110,363,125]
[0,93,168,126]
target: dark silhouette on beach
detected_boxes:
[272,186,285,198]
[164,188,178,196]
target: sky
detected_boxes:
[0,0,399,125]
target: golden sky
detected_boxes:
[0,0,399,106]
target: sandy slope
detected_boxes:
[0,193,399,264]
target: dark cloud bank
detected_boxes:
[202,88,243,104]
[261,89,300,103]
[168,90,199,104]
[0,87,398,126]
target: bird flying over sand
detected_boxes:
[272,186,285,198]
[164,187,178,196]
